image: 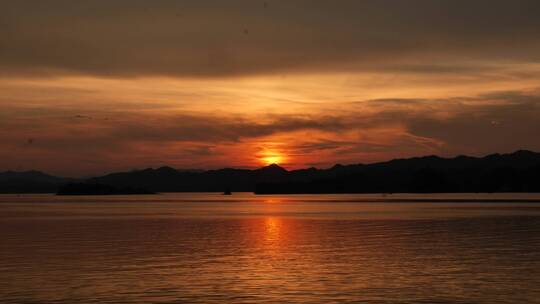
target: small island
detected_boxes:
[57,183,156,195]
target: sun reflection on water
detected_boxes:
[264,217,281,242]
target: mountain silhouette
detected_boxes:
[256,150,540,194]
[2,150,540,194]
[0,170,75,193]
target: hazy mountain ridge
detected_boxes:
[2,150,540,194]
[0,171,76,193]
[257,150,540,194]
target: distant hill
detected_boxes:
[2,150,540,194]
[0,171,76,193]
[90,163,290,192]
[256,150,540,194]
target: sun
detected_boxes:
[262,154,283,165]
[258,149,285,166]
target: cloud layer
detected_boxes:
[2,0,540,77]
[2,86,540,175]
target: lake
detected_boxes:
[1,193,540,303]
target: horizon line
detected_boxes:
[2,149,537,179]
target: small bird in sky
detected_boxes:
[74,114,92,119]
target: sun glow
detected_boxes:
[261,154,283,165]
[258,146,287,166]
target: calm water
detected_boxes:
[1,193,540,303]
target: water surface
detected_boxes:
[1,193,540,303]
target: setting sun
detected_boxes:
[261,154,283,165]
[259,149,285,166]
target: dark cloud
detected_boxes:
[183,145,215,157]
[288,139,357,154]
[105,114,349,143]
[3,89,540,153]
[2,0,540,77]
[0,112,350,152]
[408,98,540,154]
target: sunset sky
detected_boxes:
[2,0,540,176]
